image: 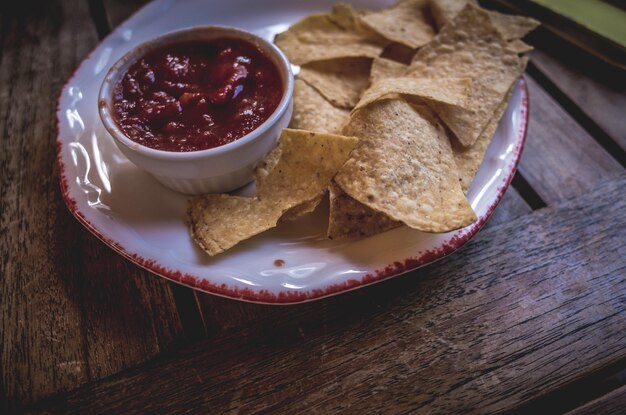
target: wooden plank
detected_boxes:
[518,76,623,204]
[530,47,626,153]
[30,175,626,414]
[0,0,185,409]
[565,385,626,415]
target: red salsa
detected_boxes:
[112,38,283,152]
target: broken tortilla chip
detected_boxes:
[335,99,476,232]
[407,4,523,146]
[289,79,350,134]
[360,0,435,49]
[189,129,358,255]
[299,57,372,109]
[354,76,472,113]
[328,181,401,239]
[274,12,385,65]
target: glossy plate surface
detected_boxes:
[57,0,529,304]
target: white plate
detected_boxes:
[57,0,529,304]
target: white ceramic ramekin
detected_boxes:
[98,26,293,195]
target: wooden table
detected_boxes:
[2,1,625,413]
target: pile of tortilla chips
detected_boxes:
[189,0,538,255]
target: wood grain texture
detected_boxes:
[529,48,626,153]
[0,0,184,409]
[30,175,626,414]
[518,76,623,205]
[565,385,626,415]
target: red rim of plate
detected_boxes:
[55,15,530,304]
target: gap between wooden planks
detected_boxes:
[25,175,626,414]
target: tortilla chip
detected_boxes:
[354,76,472,113]
[299,57,372,109]
[329,3,383,39]
[429,0,539,40]
[408,5,523,146]
[370,57,409,84]
[329,2,364,31]
[188,196,276,256]
[429,0,477,29]
[256,129,358,200]
[452,57,526,192]
[452,85,515,193]
[360,0,435,49]
[254,141,326,222]
[190,129,358,255]
[507,39,534,54]
[274,13,385,65]
[289,79,350,134]
[488,11,540,41]
[335,99,476,232]
[328,181,401,239]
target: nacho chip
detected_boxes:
[429,0,477,29]
[408,5,523,146]
[488,10,540,41]
[335,99,476,232]
[360,0,435,49]
[369,57,409,84]
[329,2,364,31]
[255,140,325,222]
[354,76,472,113]
[289,79,350,134]
[452,85,515,193]
[299,57,372,109]
[451,57,527,192]
[274,13,385,65]
[329,3,382,39]
[189,129,358,255]
[328,181,401,239]
[429,0,539,40]
[188,195,278,256]
[255,129,358,201]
